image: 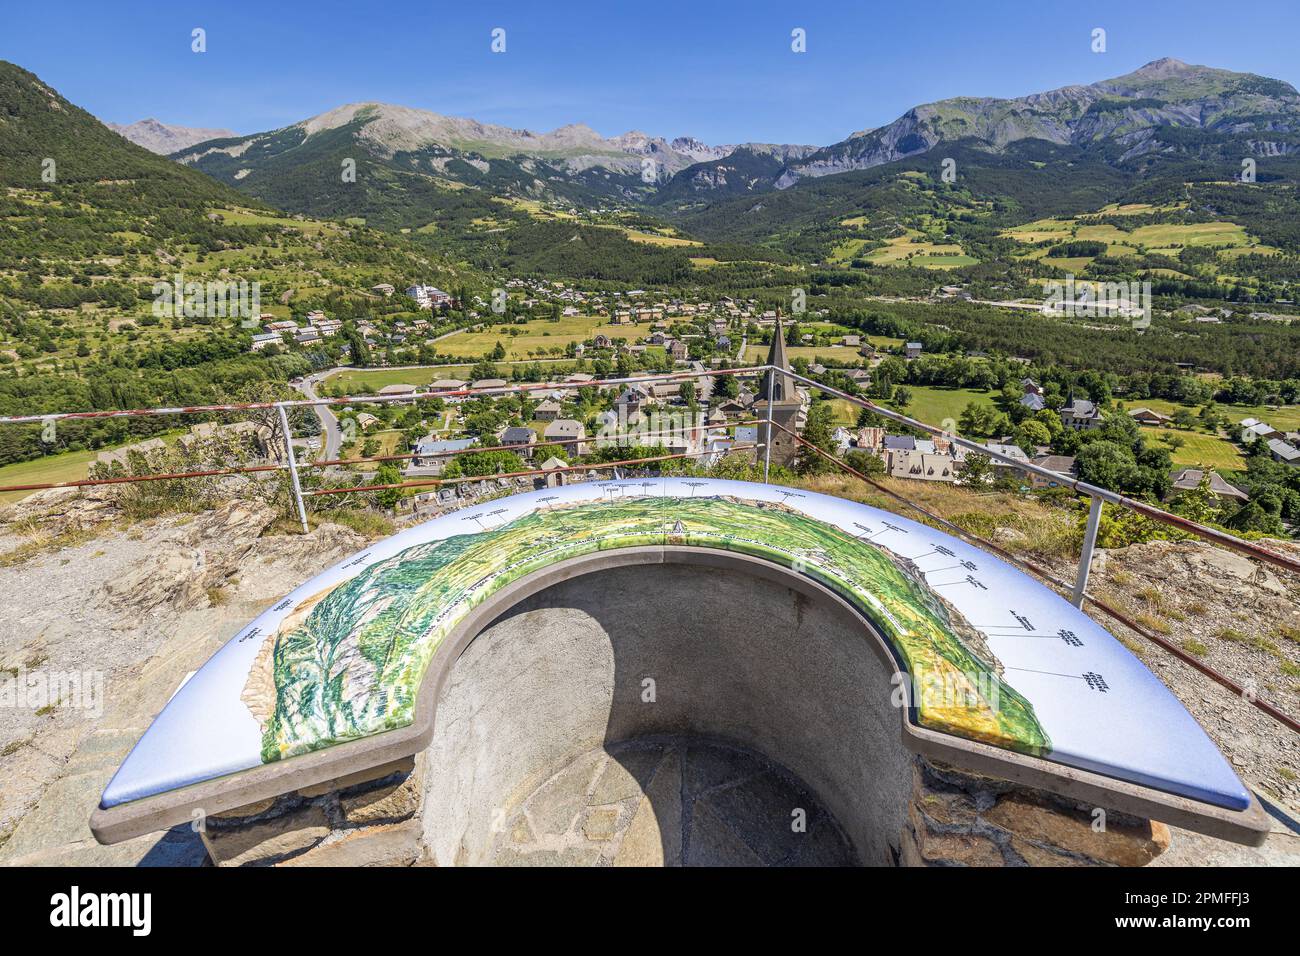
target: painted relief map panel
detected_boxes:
[99,479,1252,812]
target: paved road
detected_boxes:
[293,373,342,461]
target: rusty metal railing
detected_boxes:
[775,367,1300,597]
[769,418,1300,736]
[2,361,1295,613]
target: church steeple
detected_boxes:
[762,316,794,402]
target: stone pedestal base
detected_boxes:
[200,756,430,867]
[902,756,1171,867]
[197,750,1172,867]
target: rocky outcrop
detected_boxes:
[1088,538,1300,811]
[201,757,427,867]
[98,502,364,613]
[0,486,118,535]
[902,757,1170,866]
[0,502,374,864]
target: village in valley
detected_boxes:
[78,270,1292,528]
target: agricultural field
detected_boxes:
[871,388,1257,469]
[898,386,1000,430]
[1120,395,1300,473]
[489,197,578,222]
[828,237,872,263]
[1003,204,1279,281]
[615,227,702,247]
[1122,397,1300,433]
[854,230,978,269]
[212,206,332,236]
[1138,427,1245,471]
[0,427,187,503]
[823,398,864,426]
[324,362,559,393]
[437,315,659,361]
[0,447,101,504]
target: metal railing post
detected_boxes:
[3,363,1298,583]
[277,403,310,534]
[762,366,775,483]
[1072,495,1104,608]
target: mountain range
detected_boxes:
[7,54,1300,286]
[158,59,1300,208]
[165,100,814,194]
[776,58,1300,184]
[107,118,236,155]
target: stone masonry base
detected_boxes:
[902,757,1171,867]
[199,751,1171,867]
[200,756,429,867]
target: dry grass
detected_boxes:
[1134,613,1171,635]
[313,508,395,538]
[263,507,395,540]
[794,474,1080,560]
[0,524,99,569]
[1134,585,1164,609]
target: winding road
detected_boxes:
[292,373,343,462]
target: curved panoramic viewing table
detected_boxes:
[91,478,1263,845]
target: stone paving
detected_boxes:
[490,737,854,866]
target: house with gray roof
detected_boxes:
[410,437,476,474]
[543,419,588,457]
[1267,438,1300,465]
[1167,468,1249,505]
[501,426,537,459]
[1060,398,1102,431]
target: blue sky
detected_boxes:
[4,0,1299,145]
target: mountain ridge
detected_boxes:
[779,58,1300,185]
[174,99,815,182]
[107,118,237,155]
[167,56,1300,220]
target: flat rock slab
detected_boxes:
[491,737,853,867]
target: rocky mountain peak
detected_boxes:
[107,117,236,154]
[1131,56,1193,76]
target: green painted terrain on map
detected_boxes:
[253,495,1050,763]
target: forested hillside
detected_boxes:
[0,61,478,465]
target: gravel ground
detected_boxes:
[0,495,366,863]
[1082,539,1300,815]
